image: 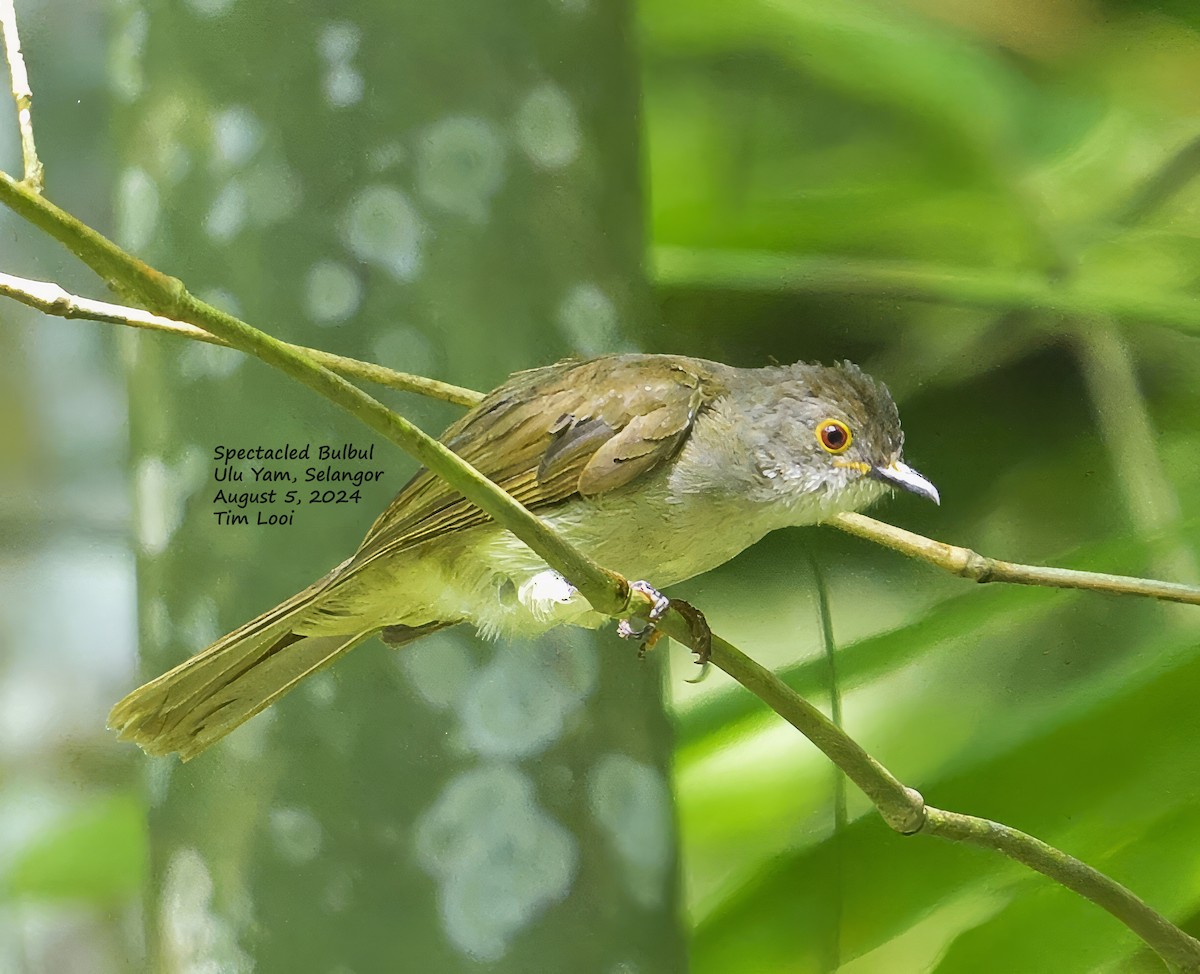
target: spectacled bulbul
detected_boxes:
[109,353,939,760]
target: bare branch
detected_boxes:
[923,808,1200,972]
[0,270,482,407]
[833,512,1200,606]
[0,0,43,191]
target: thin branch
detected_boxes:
[0,0,42,191]
[653,246,1200,336]
[0,270,482,406]
[833,512,1200,606]
[923,808,1200,972]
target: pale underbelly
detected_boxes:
[302,485,840,640]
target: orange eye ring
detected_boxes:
[816,419,853,455]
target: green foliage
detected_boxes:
[6,794,146,903]
[641,0,1200,969]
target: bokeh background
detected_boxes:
[1,0,1199,972]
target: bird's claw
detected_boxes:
[617,580,713,667]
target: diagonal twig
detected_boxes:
[0,270,481,406]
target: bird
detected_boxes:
[109,353,939,760]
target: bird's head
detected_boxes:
[743,360,939,513]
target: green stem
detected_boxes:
[923,808,1200,972]
[833,512,1200,605]
[700,632,925,834]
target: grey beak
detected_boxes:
[872,460,940,505]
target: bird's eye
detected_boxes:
[817,419,852,455]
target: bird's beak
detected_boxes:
[871,460,940,505]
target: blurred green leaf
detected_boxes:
[6,793,146,903]
[690,628,1200,973]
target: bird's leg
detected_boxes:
[617,580,713,664]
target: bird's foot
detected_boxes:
[617,580,713,666]
[617,580,671,655]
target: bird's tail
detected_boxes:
[109,576,375,761]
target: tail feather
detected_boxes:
[109,576,375,761]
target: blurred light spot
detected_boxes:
[181,596,220,649]
[179,341,243,382]
[161,847,251,973]
[211,106,263,172]
[146,756,174,808]
[163,141,193,186]
[318,23,364,109]
[222,707,276,762]
[134,450,206,557]
[134,457,172,556]
[367,141,406,173]
[557,282,619,355]
[305,261,362,326]
[184,0,237,17]
[371,324,440,378]
[341,185,427,281]
[588,754,672,908]
[304,672,338,707]
[400,629,476,710]
[146,597,171,647]
[268,807,323,865]
[196,288,243,318]
[204,180,248,243]
[0,671,58,757]
[109,8,147,101]
[416,765,576,961]
[515,84,581,169]
[324,65,364,108]
[318,22,362,63]
[323,870,354,913]
[115,167,159,252]
[416,116,507,222]
[459,631,597,759]
[244,155,302,225]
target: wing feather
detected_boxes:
[352,355,722,566]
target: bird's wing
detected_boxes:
[349,354,724,567]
